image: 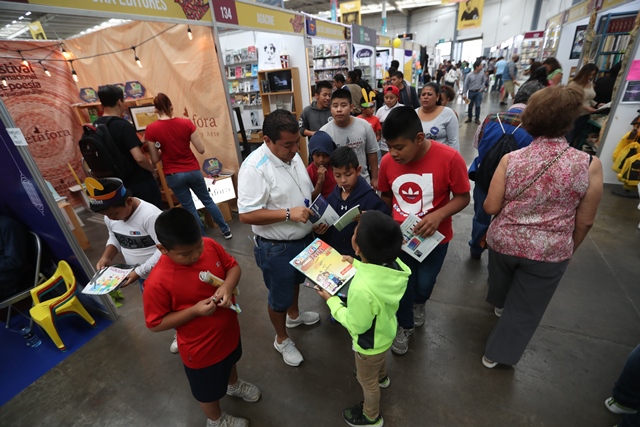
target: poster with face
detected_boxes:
[258,35,284,71]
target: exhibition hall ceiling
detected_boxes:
[285,0,444,17]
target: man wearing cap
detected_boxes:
[307,131,338,199]
[375,85,404,156]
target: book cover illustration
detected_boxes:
[82,264,135,295]
[331,43,340,56]
[400,214,445,262]
[316,44,325,58]
[225,50,232,65]
[248,46,257,61]
[245,64,252,77]
[309,195,360,231]
[240,48,248,62]
[339,42,348,55]
[235,66,242,79]
[290,238,356,295]
[251,64,259,76]
[323,44,332,57]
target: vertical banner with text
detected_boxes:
[457,0,484,30]
[340,0,361,26]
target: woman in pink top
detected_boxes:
[481,85,603,368]
[145,93,231,239]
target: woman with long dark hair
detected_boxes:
[566,63,600,147]
[415,82,460,151]
[542,57,563,85]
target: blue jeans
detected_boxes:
[397,243,449,329]
[467,91,483,120]
[469,185,491,257]
[492,74,503,92]
[254,235,313,312]
[614,343,640,427]
[165,170,230,236]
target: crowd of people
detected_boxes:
[53,56,636,427]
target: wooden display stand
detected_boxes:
[57,201,90,250]
[258,68,307,164]
[71,97,154,127]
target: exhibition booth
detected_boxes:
[304,15,352,88]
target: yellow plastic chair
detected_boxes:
[29,261,96,351]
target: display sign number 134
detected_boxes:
[214,0,238,25]
[220,6,233,20]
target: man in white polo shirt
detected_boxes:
[238,109,320,367]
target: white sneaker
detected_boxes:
[274,336,304,366]
[170,334,178,354]
[285,311,320,328]
[391,326,413,355]
[604,397,638,414]
[206,412,249,427]
[227,378,261,402]
[413,304,426,327]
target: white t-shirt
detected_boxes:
[319,117,379,182]
[415,106,460,152]
[375,103,404,151]
[104,199,162,278]
[238,143,313,241]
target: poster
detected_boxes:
[340,0,361,25]
[457,0,484,30]
[570,25,587,60]
[621,81,640,104]
[258,34,284,71]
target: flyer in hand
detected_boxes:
[400,214,445,262]
[82,264,135,295]
[290,238,356,295]
[309,194,360,232]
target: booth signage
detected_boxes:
[351,23,376,47]
[340,0,361,25]
[314,19,349,40]
[4,0,213,22]
[601,0,625,9]
[355,48,374,58]
[306,17,317,36]
[377,35,391,47]
[231,1,305,33]
[567,2,589,24]
[524,31,544,39]
[214,0,240,26]
[457,0,483,30]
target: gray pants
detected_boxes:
[485,248,570,365]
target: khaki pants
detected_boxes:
[502,80,515,100]
[354,350,387,420]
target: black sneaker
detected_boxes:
[343,403,384,427]
[223,230,233,240]
[464,118,472,123]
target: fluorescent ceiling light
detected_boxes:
[25,11,31,16]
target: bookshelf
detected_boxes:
[312,42,350,83]
[223,45,262,133]
[71,98,153,127]
[519,38,542,72]
[592,13,636,73]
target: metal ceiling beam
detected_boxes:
[389,0,408,16]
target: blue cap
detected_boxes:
[309,131,336,156]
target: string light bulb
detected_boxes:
[69,60,78,82]
[132,47,142,68]
[40,61,51,77]
[61,45,71,59]
[1,77,7,87]
[188,26,193,40]
[18,50,28,66]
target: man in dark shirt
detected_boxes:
[391,71,420,109]
[96,85,162,209]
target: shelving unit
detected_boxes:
[71,97,153,127]
[312,42,350,82]
[519,38,542,71]
[592,13,635,74]
[223,46,262,132]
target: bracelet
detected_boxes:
[285,208,290,222]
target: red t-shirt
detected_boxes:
[307,163,337,199]
[358,114,382,135]
[378,141,470,243]
[143,238,240,369]
[144,118,200,175]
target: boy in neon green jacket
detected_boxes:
[316,211,410,427]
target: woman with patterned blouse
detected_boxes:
[481,85,603,368]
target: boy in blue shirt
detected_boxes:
[316,146,390,257]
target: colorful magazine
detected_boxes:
[309,194,360,232]
[400,214,445,262]
[82,264,135,295]
[290,238,356,295]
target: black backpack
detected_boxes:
[79,116,129,179]
[475,114,521,191]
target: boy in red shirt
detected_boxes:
[143,208,260,427]
[378,106,470,355]
[358,101,382,143]
[306,130,338,199]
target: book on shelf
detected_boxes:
[248,46,257,61]
[289,238,356,295]
[240,48,248,62]
[251,64,258,77]
[82,264,135,295]
[339,42,347,55]
[331,43,340,56]
[309,194,360,232]
[244,64,252,77]
[400,214,445,262]
[235,67,242,79]
[323,44,332,56]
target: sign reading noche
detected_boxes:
[4,0,212,21]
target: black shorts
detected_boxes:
[183,340,242,403]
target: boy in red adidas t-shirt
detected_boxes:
[378,106,470,356]
[143,208,259,427]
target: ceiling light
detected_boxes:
[25,11,31,16]
[18,16,24,20]
[12,20,17,24]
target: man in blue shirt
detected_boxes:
[499,55,519,106]
[493,56,507,92]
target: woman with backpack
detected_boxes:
[480,85,603,369]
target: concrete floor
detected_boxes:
[2,93,639,427]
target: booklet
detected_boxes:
[309,194,361,232]
[400,214,445,262]
[82,264,135,295]
[290,238,356,295]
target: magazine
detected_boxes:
[290,238,356,295]
[400,214,445,262]
[82,264,135,295]
[309,194,360,232]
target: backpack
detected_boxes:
[618,152,640,187]
[612,141,640,173]
[79,116,129,179]
[475,114,521,191]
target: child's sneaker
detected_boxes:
[227,378,261,402]
[223,230,233,240]
[342,402,384,426]
[391,326,413,355]
[274,336,304,366]
[206,412,249,427]
[413,304,426,327]
[285,311,320,328]
[170,334,178,354]
[604,397,638,414]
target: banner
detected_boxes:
[4,0,212,23]
[0,41,85,208]
[65,22,239,179]
[457,0,483,30]
[340,0,361,26]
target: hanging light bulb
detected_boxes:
[61,44,71,59]
[40,61,51,77]
[70,60,78,82]
[188,26,193,40]
[18,50,28,66]
[132,47,142,68]
[1,77,7,87]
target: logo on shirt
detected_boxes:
[425,126,440,140]
[216,261,221,268]
[392,173,434,216]
[130,231,142,236]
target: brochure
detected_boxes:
[82,264,135,295]
[309,194,361,232]
[290,238,356,295]
[400,214,445,262]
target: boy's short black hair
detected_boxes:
[354,68,362,79]
[263,109,299,143]
[315,80,333,94]
[331,88,352,104]
[390,60,400,69]
[347,70,358,82]
[330,146,359,170]
[392,71,404,80]
[155,208,202,250]
[98,85,125,108]
[382,106,423,143]
[333,73,346,84]
[355,211,402,265]
[90,178,131,212]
